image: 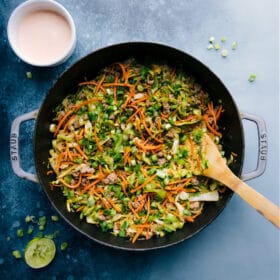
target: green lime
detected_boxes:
[24,238,56,269]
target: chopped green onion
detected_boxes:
[248,74,256,82]
[51,215,59,222]
[39,225,45,231]
[137,84,144,92]
[27,225,34,235]
[44,234,55,239]
[221,49,228,57]
[60,242,68,251]
[17,228,24,237]
[38,216,47,229]
[25,215,35,223]
[221,36,227,42]
[214,43,220,50]
[36,231,44,238]
[209,36,215,43]
[207,44,214,50]
[232,41,238,50]
[12,250,22,259]
[26,72,32,79]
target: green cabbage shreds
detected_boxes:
[48,59,227,243]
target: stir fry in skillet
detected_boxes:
[48,59,228,242]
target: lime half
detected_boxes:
[24,238,56,269]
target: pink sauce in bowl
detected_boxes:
[8,0,76,67]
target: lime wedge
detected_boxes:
[24,238,56,269]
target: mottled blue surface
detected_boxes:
[0,0,279,279]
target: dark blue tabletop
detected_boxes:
[0,0,279,279]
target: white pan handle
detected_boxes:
[10,110,39,183]
[240,112,267,181]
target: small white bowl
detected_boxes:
[7,0,76,67]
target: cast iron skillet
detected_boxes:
[34,42,244,250]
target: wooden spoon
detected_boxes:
[202,134,280,228]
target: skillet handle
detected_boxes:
[240,112,267,181]
[10,110,39,183]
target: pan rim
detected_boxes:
[34,41,244,251]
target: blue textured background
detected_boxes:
[0,0,279,279]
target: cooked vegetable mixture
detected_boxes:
[48,59,226,243]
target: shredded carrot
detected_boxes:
[78,127,84,138]
[165,185,185,192]
[134,138,163,151]
[166,192,175,203]
[134,118,144,140]
[174,115,200,125]
[78,81,106,93]
[206,101,223,130]
[59,174,82,189]
[90,188,110,209]
[108,198,122,212]
[126,107,142,124]
[203,115,222,137]
[76,205,85,212]
[143,196,150,223]
[74,143,88,160]
[98,165,104,176]
[63,114,76,132]
[140,166,148,178]
[123,147,131,167]
[113,76,118,104]
[118,173,128,196]
[167,177,192,185]
[93,124,103,152]
[130,95,148,106]
[78,81,99,86]
[102,82,134,88]
[215,105,223,121]
[79,178,101,194]
[160,112,169,119]
[95,74,106,94]
[116,62,130,83]
[128,203,140,219]
[156,118,161,131]
[54,110,73,136]
[131,174,157,193]
[139,110,163,144]
[73,97,103,111]
[134,200,146,213]
[132,227,145,243]
[122,88,136,108]
[55,152,65,173]
[65,145,73,161]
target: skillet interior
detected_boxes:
[34,42,244,250]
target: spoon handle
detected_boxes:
[219,169,280,228]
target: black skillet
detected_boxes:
[11,42,267,250]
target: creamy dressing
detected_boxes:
[18,10,72,64]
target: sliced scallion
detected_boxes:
[209,36,215,43]
[221,49,228,57]
[248,74,256,82]
[232,41,238,50]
